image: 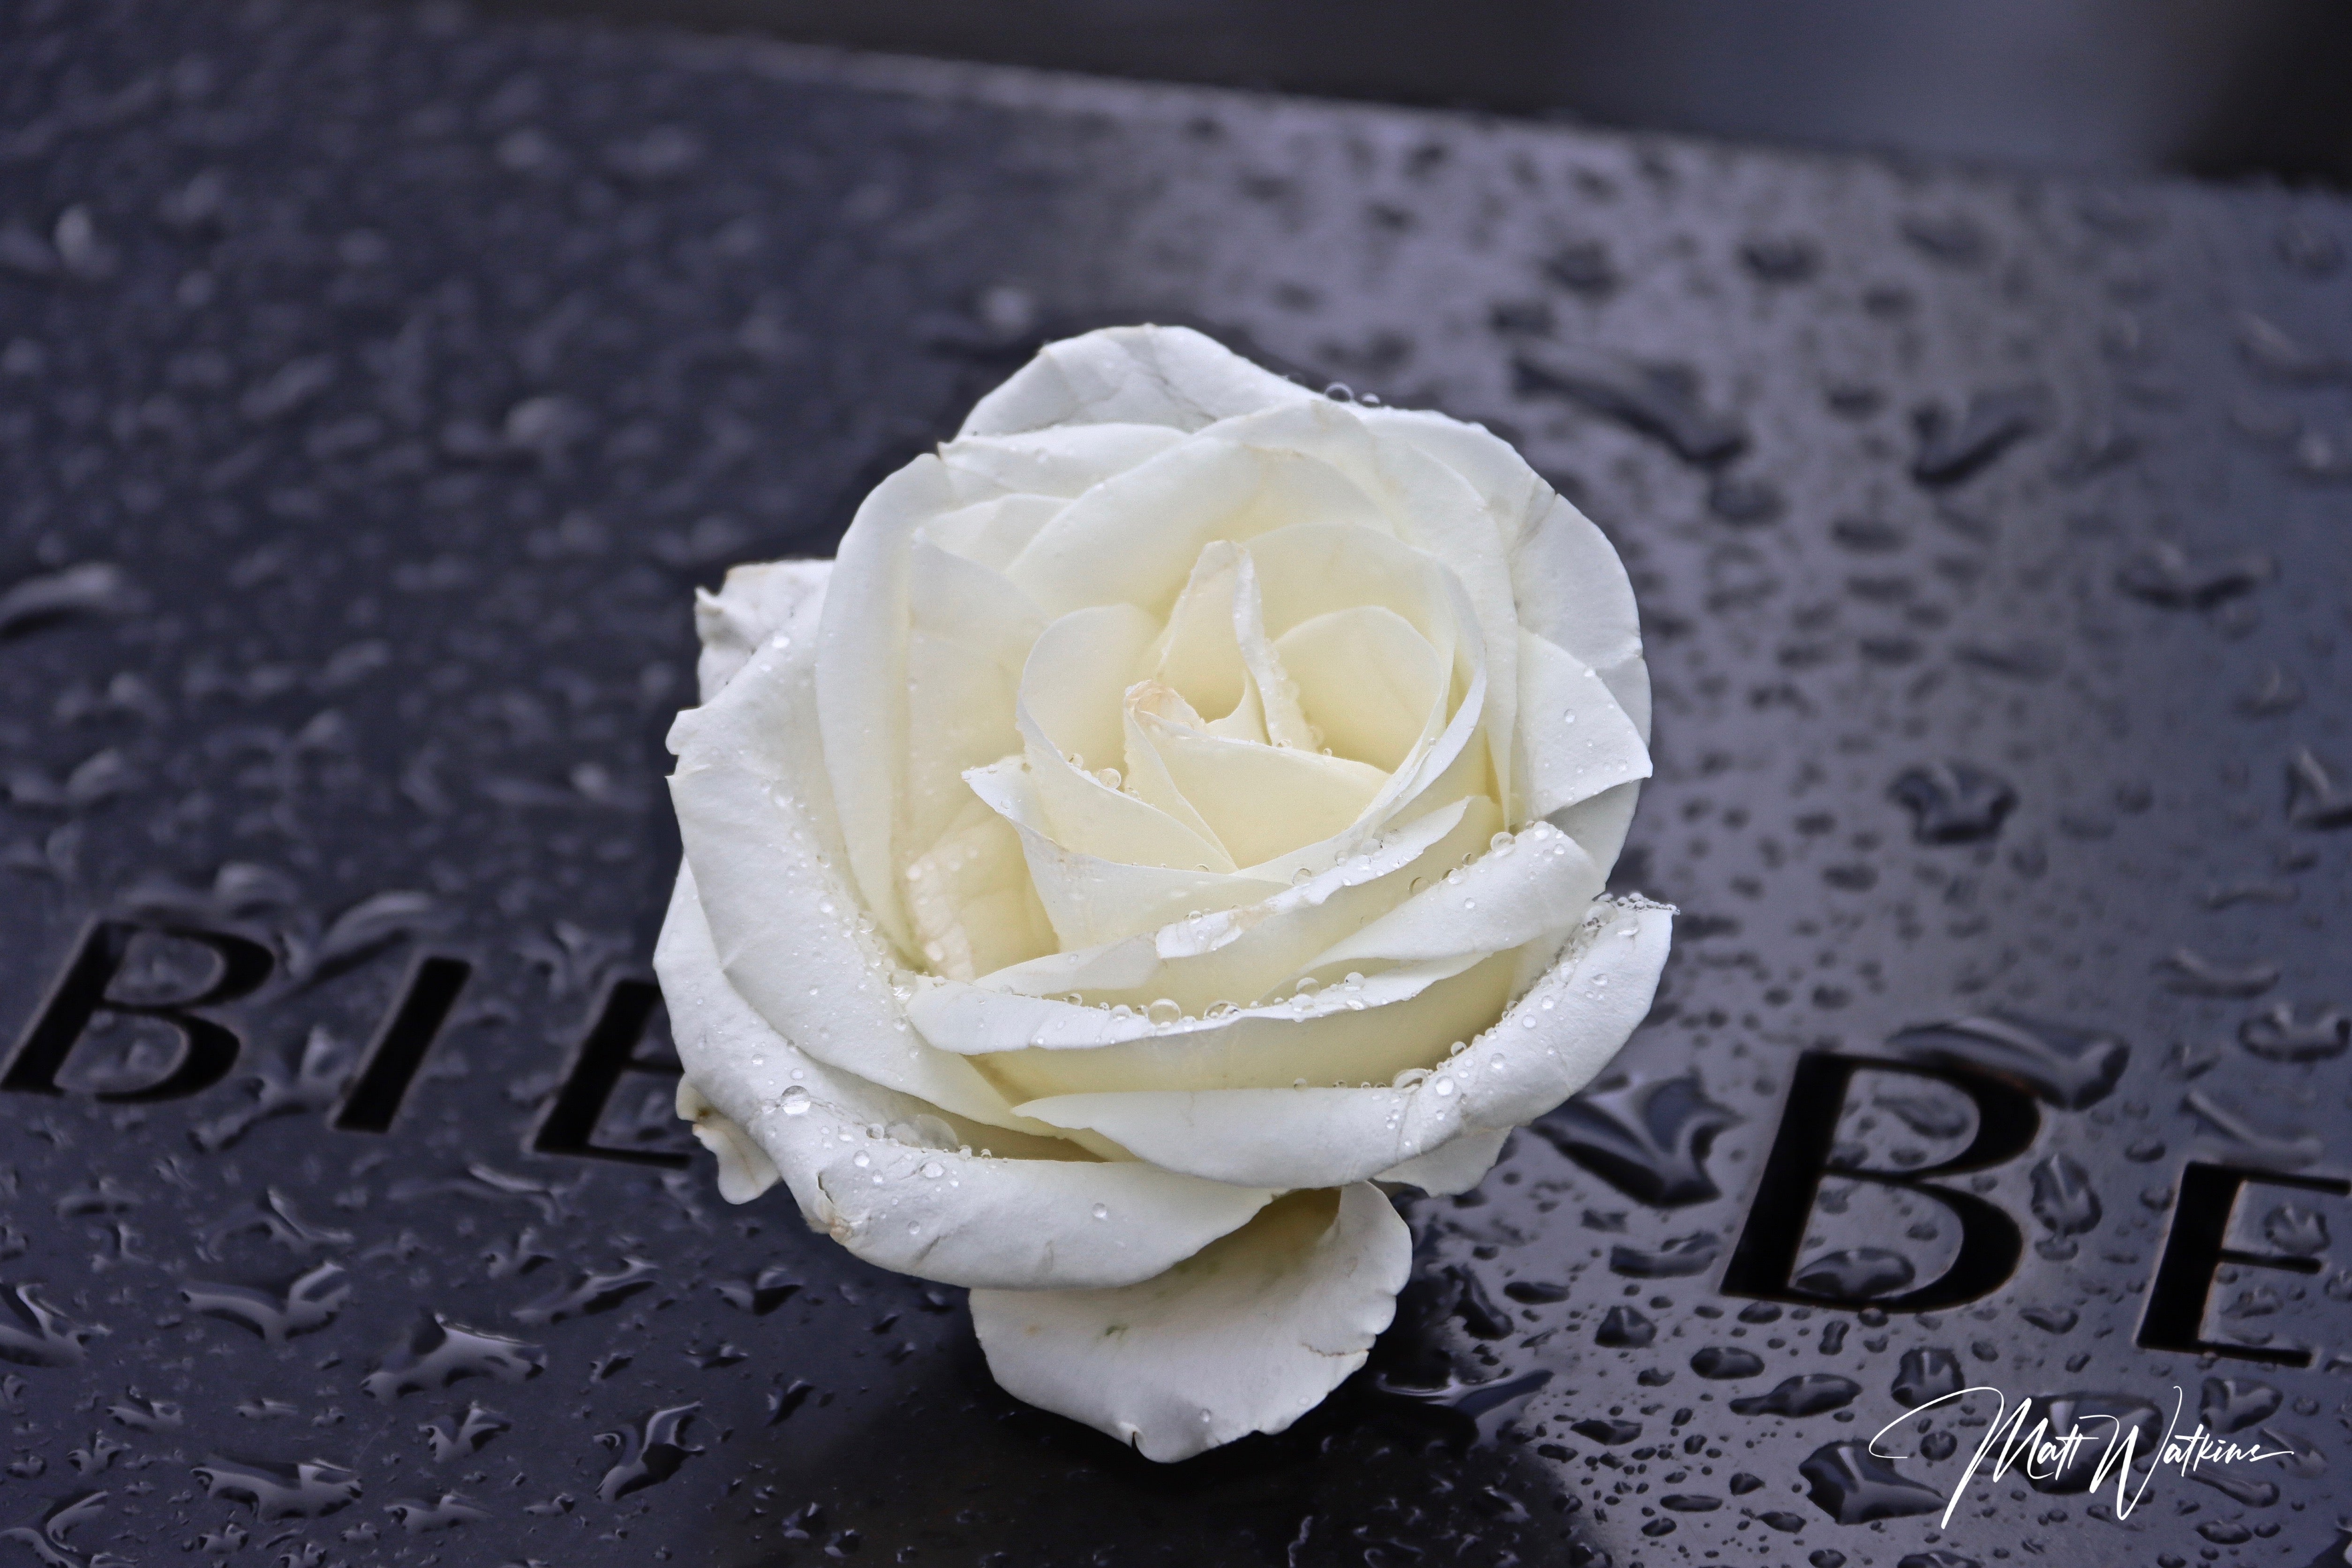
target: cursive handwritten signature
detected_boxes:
[1870,1385,2296,1526]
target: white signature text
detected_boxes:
[1870,1385,2295,1525]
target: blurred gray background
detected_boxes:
[468,0,2352,182]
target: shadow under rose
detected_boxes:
[692,1213,1602,1568]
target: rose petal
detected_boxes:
[670,602,1057,1135]
[1358,407,1644,702]
[969,1184,1410,1462]
[1007,432,1394,618]
[1550,778,1643,876]
[939,422,1189,500]
[817,454,961,955]
[1375,1126,1510,1196]
[1120,683,1231,852]
[958,324,1315,438]
[918,951,1522,1102]
[903,799,1055,981]
[973,795,1485,1012]
[1305,820,1604,973]
[1131,707,1388,869]
[1275,605,1447,773]
[657,867,1277,1289]
[677,1078,782,1202]
[901,541,1046,858]
[1189,400,1524,823]
[1006,898,1671,1189]
[1513,628,1651,821]
[1154,541,1251,724]
[694,559,832,702]
[913,494,1068,577]
[963,758,1280,948]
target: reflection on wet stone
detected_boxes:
[1800,1441,1946,1523]
[1609,1232,1723,1278]
[1793,1248,1917,1299]
[1535,1073,1741,1206]
[1731,1374,1861,1417]
[1908,387,2047,485]
[1595,1305,1657,1348]
[1890,1346,1965,1407]
[1885,1013,2128,1109]
[1888,761,2018,844]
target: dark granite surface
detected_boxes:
[0,2,2349,1564]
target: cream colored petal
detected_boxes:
[817,455,961,956]
[1357,407,1644,692]
[974,795,1486,1014]
[903,799,1055,981]
[1021,603,1158,776]
[1119,684,1229,853]
[1007,898,1672,1189]
[1550,778,1643,875]
[1515,629,1651,822]
[1246,521,1456,645]
[1453,897,1674,1127]
[937,422,1188,502]
[913,494,1067,576]
[1133,707,1388,869]
[693,559,832,702]
[898,540,1046,862]
[1276,605,1446,772]
[926,951,1522,1102]
[1226,547,1317,751]
[1154,541,1250,723]
[669,606,1048,1136]
[657,867,1275,1289]
[1020,707,1235,873]
[958,324,1316,438]
[1305,820,1604,974]
[1184,401,1522,822]
[1007,436,1395,618]
[1375,1128,1510,1196]
[964,759,1277,948]
[677,1078,781,1202]
[969,1184,1410,1462]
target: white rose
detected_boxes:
[657,325,1670,1461]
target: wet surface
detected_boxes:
[0,2,2349,1564]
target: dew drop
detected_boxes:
[779,1086,811,1116]
[1091,1204,1109,1221]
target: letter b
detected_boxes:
[1723,1051,2038,1311]
[2,920,272,1101]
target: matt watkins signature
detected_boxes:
[1871,1386,2296,1525]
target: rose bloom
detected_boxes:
[658,326,1669,1460]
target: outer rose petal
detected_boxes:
[1376,1126,1511,1196]
[1007,899,1673,1190]
[959,324,1315,438]
[657,867,1278,1289]
[1515,628,1651,821]
[694,559,832,702]
[970,1184,1410,1462]
[669,592,1064,1136]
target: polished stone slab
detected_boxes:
[0,3,2348,1564]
